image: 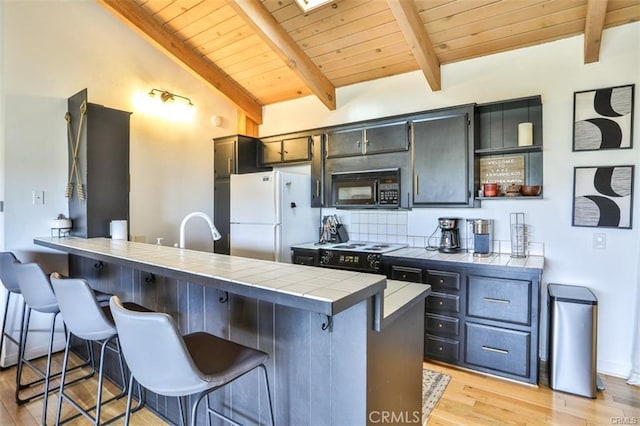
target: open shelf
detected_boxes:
[475,195,543,200]
[475,145,542,155]
[476,95,544,199]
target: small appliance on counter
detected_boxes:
[471,219,493,257]
[437,217,461,253]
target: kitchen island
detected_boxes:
[34,237,430,425]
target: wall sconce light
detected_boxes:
[134,89,195,123]
[148,88,194,107]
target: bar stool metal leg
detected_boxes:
[55,330,129,425]
[0,290,25,371]
[15,307,94,406]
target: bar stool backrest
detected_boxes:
[109,296,207,397]
[0,252,20,292]
[50,273,116,341]
[14,263,58,314]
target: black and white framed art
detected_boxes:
[573,84,634,151]
[572,165,634,229]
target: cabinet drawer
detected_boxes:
[426,292,460,314]
[391,266,422,283]
[426,313,459,337]
[467,275,531,325]
[426,270,460,291]
[425,335,459,362]
[465,323,530,378]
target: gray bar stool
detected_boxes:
[109,295,275,426]
[13,262,106,425]
[0,252,24,370]
[50,273,146,425]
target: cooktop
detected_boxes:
[317,241,407,254]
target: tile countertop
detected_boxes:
[34,237,429,326]
[384,247,544,270]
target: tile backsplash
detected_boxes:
[323,209,544,256]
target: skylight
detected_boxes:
[293,0,334,13]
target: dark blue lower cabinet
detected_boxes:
[425,334,460,362]
[384,256,541,384]
[465,322,530,378]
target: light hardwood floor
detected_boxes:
[0,352,167,425]
[427,361,640,425]
[1,353,638,425]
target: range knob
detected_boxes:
[319,250,332,265]
[367,253,381,271]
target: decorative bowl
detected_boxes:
[506,184,522,194]
[520,185,541,196]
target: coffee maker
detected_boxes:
[472,219,493,257]
[438,217,461,253]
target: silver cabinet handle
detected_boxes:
[414,175,419,195]
[482,345,509,355]
[316,180,320,197]
[483,297,510,304]
[227,157,232,174]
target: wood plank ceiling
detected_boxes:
[99,0,640,126]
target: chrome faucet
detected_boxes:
[178,212,222,249]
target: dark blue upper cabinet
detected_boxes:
[411,105,478,208]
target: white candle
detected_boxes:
[518,122,533,146]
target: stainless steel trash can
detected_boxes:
[548,284,598,398]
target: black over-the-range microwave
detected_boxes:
[330,168,400,208]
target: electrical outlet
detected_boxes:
[593,233,606,250]
[32,190,44,205]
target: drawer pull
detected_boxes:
[438,323,443,328]
[439,279,444,284]
[439,301,444,305]
[482,345,509,355]
[483,297,510,304]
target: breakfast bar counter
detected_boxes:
[35,237,430,425]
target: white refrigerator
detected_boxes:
[230,169,318,262]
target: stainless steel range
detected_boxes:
[317,242,407,273]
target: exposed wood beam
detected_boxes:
[237,111,259,137]
[226,0,336,110]
[584,0,608,63]
[387,0,441,91]
[97,0,263,124]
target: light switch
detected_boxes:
[32,190,44,205]
[593,233,606,250]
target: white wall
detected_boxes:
[261,23,640,378]
[2,0,239,255]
